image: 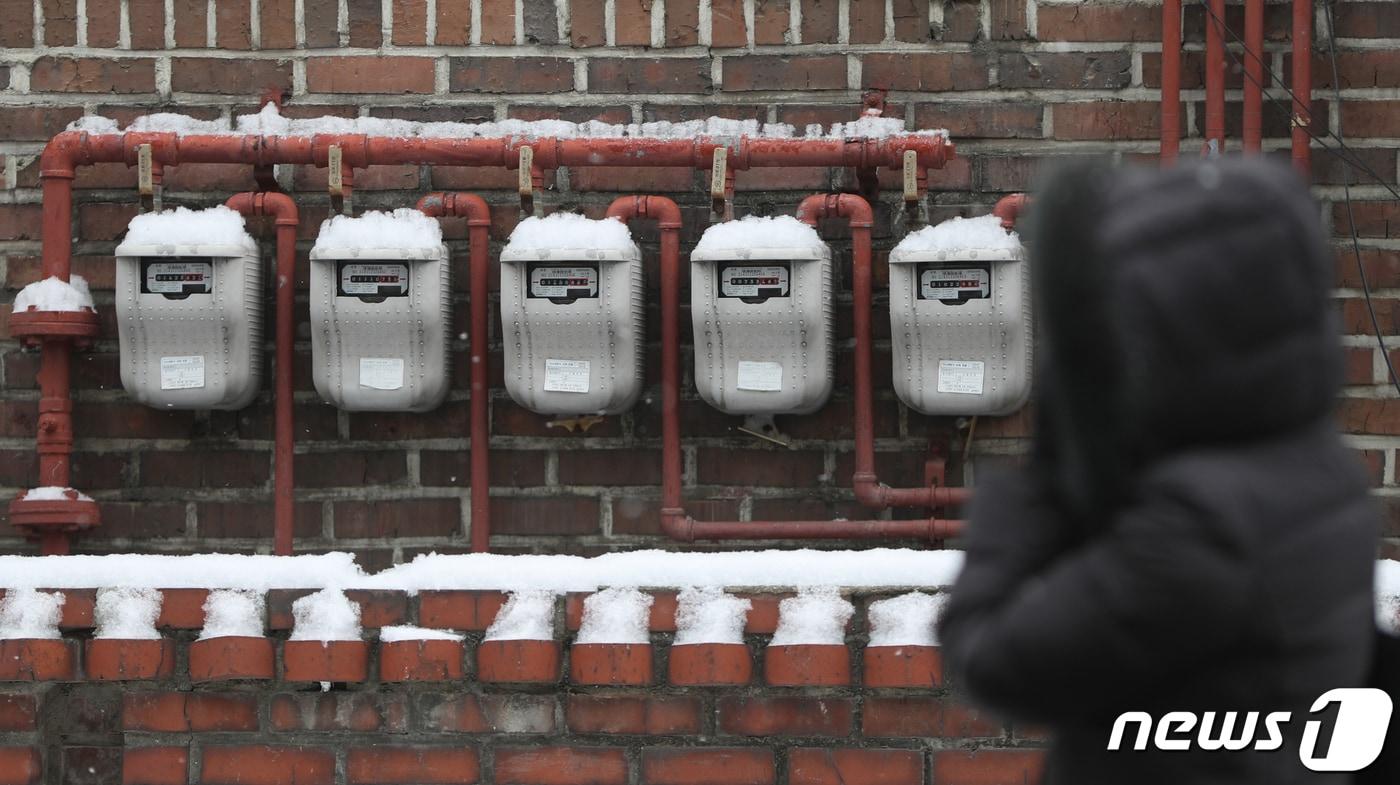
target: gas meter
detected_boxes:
[689,215,833,415]
[114,206,263,409]
[888,214,1031,416]
[498,213,644,415]
[309,209,451,412]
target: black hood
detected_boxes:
[1026,158,1341,523]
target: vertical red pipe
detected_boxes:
[416,193,493,552]
[1161,0,1182,165]
[225,192,299,556]
[37,165,78,555]
[1204,0,1228,154]
[1292,0,1313,175]
[1243,0,1265,153]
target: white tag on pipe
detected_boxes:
[160,355,205,390]
[359,357,405,390]
[736,361,783,392]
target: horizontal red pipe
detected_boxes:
[417,193,493,553]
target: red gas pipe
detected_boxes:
[224,192,299,556]
[416,193,493,553]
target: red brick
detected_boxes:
[489,497,600,536]
[565,695,703,735]
[170,58,292,94]
[85,639,176,681]
[932,750,1045,785]
[347,747,480,785]
[801,0,838,42]
[393,0,428,44]
[569,643,654,686]
[641,749,774,785]
[305,56,435,93]
[141,450,269,488]
[571,167,697,192]
[712,0,747,46]
[332,499,460,538]
[294,451,407,488]
[863,697,1002,738]
[200,746,334,785]
[589,58,711,93]
[998,51,1131,90]
[0,206,43,241]
[1053,102,1165,141]
[269,693,408,732]
[260,0,296,47]
[1341,101,1400,138]
[344,0,380,46]
[123,693,259,732]
[282,640,370,682]
[1337,202,1400,239]
[436,0,470,44]
[302,0,337,45]
[87,0,121,46]
[215,0,252,47]
[1334,1,1400,37]
[1340,399,1400,436]
[788,749,923,785]
[717,697,853,736]
[0,696,36,732]
[43,0,77,45]
[892,0,928,41]
[122,746,187,785]
[0,107,86,140]
[495,748,627,785]
[450,57,573,93]
[0,748,40,785]
[615,0,653,45]
[0,0,34,46]
[31,57,155,93]
[420,450,546,487]
[418,591,509,630]
[723,55,846,91]
[666,0,700,45]
[1037,3,1158,41]
[380,640,465,681]
[417,694,556,733]
[850,0,884,43]
[764,644,849,686]
[917,102,1042,139]
[864,53,988,91]
[1337,248,1400,289]
[696,448,825,487]
[480,0,515,44]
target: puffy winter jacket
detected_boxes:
[938,159,1379,785]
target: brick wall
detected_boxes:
[1,0,1398,560]
[0,587,1043,785]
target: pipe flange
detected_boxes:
[9,492,101,539]
[8,308,102,349]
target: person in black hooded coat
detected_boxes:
[937,158,1379,785]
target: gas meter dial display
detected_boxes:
[917,263,990,303]
[527,263,599,301]
[719,263,790,300]
[141,259,214,297]
[338,262,410,298]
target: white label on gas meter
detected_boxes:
[736,361,783,392]
[159,355,205,390]
[721,265,789,298]
[530,266,598,298]
[359,357,405,390]
[146,261,213,294]
[937,360,985,395]
[543,359,591,393]
[341,263,409,297]
[920,267,989,301]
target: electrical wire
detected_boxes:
[1198,0,1400,396]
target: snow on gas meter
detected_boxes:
[888,214,1031,416]
[690,215,833,415]
[498,213,644,415]
[115,206,264,409]
[309,209,451,412]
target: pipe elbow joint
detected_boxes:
[992,193,1029,232]
[660,508,695,542]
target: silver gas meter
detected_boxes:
[498,213,644,415]
[689,215,833,415]
[888,214,1031,416]
[309,209,452,412]
[114,206,264,409]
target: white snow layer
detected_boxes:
[12,277,94,314]
[575,587,655,645]
[94,587,162,640]
[770,588,854,646]
[1378,560,1400,635]
[68,104,948,141]
[19,486,94,502]
[0,589,64,640]
[674,587,751,646]
[379,625,464,642]
[0,553,363,590]
[867,591,946,647]
[198,590,265,640]
[692,215,826,254]
[483,590,556,642]
[289,589,362,642]
[895,214,1022,254]
[123,205,253,248]
[314,208,444,251]
[505,214,639,254]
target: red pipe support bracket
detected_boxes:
[224,192,299,556]
[1291,0,1312,175]
[416,193,493,553]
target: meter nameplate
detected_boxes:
[528,264,599,300]
[544,359,591,393]
[339,262,410,298]
[160,355,206,390]
[719,264,790,299]
[142,259,213,296]
[937,360,985,395]
[736,360,783,392]
[359,357,405,390]
[918,264,990,302]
